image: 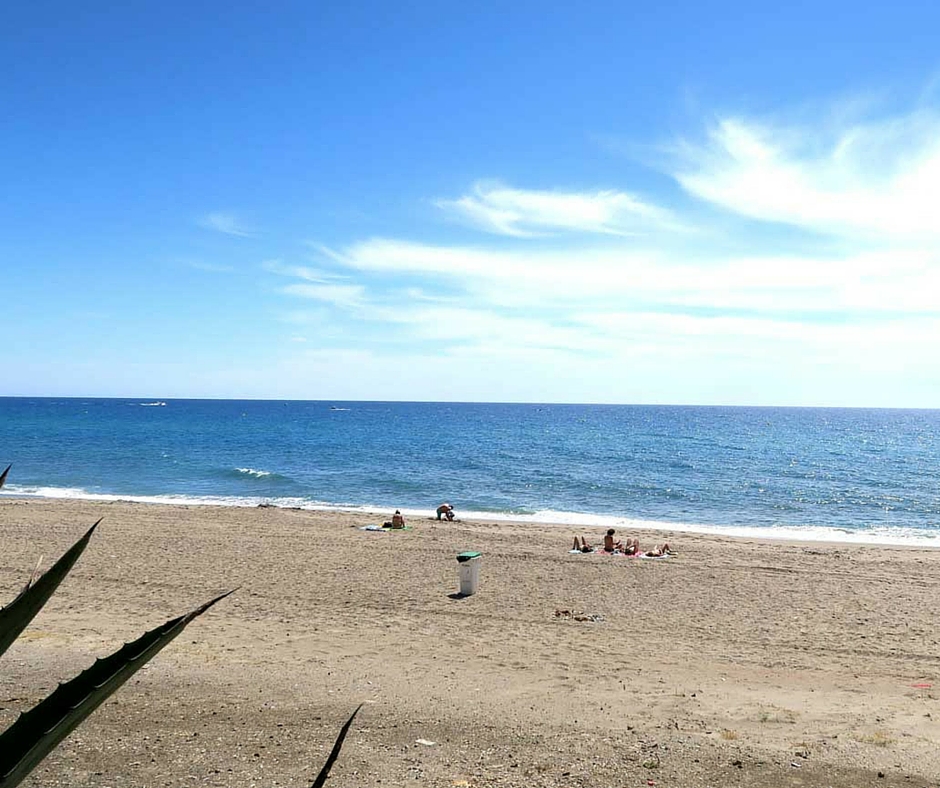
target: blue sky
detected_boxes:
[3,1,940,405]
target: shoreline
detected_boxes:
[3,498,940,787]
[3,491,938,548]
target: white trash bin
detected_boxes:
[457,551,481,596]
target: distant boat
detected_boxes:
[141,401,167,407]
[330,406,350,411]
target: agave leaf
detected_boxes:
[0,520,100,660]
[0,464,9,490]
[0,590,233,788]
[309,704,363,788]
[22,556,45,596]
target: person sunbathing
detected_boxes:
[572,534,639,554]
[572,536,594,553]
[571,528,660,558]
[389,510,405,529]
[621,537,640,555]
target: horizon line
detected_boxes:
[0,395,937,411]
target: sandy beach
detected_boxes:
[2,498,940,787]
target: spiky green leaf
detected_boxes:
[309,704,363,788]
[0,521,100,660]
[0,590,233,788]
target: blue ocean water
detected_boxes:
[2,397,940,545]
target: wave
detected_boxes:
[0,484,315,510]
[3,485,940,547]
[224,467,297,486]
[235,467,274,478]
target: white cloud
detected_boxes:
[267,259,368,308]
[436,181,681,237]
[198,212,256,237]
[281,282,365,308]
[320,237,940,314]
[263,99,940,405]
[263,259,341,282]
[262,303,940,405]
[675,111,940,240]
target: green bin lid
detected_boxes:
[456,551,481,562]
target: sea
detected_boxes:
[1,397,939,546]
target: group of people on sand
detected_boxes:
[384,502,456,529]
[381,510,669,558]
[572,528,671,557]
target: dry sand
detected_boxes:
[2,498,940,787]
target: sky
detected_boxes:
[3,1,940,406]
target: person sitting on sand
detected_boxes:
[603,528,625,553]
[572,534,641,554]
[436,503,455,521]
[387,510,405,529]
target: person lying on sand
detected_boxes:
[571,536,670,556]
[573,534,638,554]
[572,536,594,553]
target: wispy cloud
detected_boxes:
[263,96,940,404]
[198,212,257,237]
[263,259,345,283]
[281,282,365,308]
[436,181,681,237]
[265,259,367,308]
[675,111,940,240]
[318,238,940,314]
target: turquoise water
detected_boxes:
[2,397,940,545]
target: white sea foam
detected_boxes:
[235,467,273,478]
[3,486,939,547]
[516,509,940,547]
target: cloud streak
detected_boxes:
[264,96,940,405]
[675,112,940,240]
[436,182,682,237]
[198,212,257,237]
[319,238,940,314]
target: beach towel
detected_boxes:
[567,548,671,559]
[360,524,413,532]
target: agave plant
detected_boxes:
[0,465,359,788]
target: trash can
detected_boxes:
[457,551,482,596]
